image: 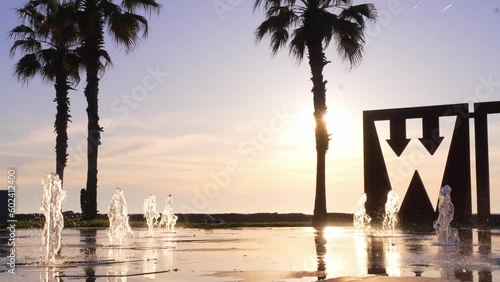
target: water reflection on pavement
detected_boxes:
[0,227,498,281]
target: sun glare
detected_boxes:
[323,226,343,240]
[288,105,359,155]
[323,112,335,133]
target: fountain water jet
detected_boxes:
[158,194,178,232]
[41,173,66,264]
[107,188,134,245]
[143,195,160,234]
[383,189,399,233]
[433,185,459,245]
[353,193,371,230]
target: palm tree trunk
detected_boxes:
[82,8,103,220]
[307,35,329,227]
[84,64,100,220]
[84,71,100,220]
[54,53,70,185]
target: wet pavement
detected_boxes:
[0,227,499,281]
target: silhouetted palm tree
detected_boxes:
[254,0,376,225]
[74,0,160,219]
[9,0,83,184]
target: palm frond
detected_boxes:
[108,11,149,51]
[255,0,376,68]
[255,6,297,42]
[10,0,83,86]
[38,48,57,68]
[99,49,113,72]
[13,53,43,83]
[10,38,42,56]
[334,20,364,67]
[101,0,122,18]
[270,29,289,55]
[318,11,338,48]
[254,0,282,12]
[8,25,35,39]
[319,0,353,12]
[289,26,306,62]
[41,61,57,82]
[49,3,80,42]
[16,6,47,31]
[121,0,161,14]
[340,3,377,26]
[41,0,61,17]
[334,4,376,68]
[64,51,84,84]
[324,0,352,7]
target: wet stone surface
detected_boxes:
[0,227,499,281]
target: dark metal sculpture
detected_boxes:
[363,103,484,227]
[364,102,500,228]
[473,101,500,228]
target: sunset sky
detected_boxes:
[1,0,500,215]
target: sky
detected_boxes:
[1,0,500,215]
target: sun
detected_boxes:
[323,112,335,133]
[287,104,359,154]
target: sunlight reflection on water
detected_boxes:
[0,227,499,281]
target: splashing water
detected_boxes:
[353,193,371,229]
[158,194,178,232]
[41,173,66,264]
[107,188,134,245]
[433,185,459,245]
[383,189,399,233]
[143,195,160,234]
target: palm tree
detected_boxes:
[9,0,83,184]
[73,0,160,219]
[254,0,376,225]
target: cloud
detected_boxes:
[440,4,453,13]
[101,133,228,159]
[231,121,256,133]
[100,110,210,132]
